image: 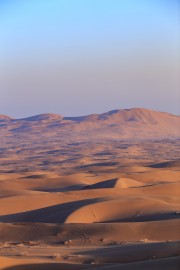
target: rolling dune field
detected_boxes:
[0,108,180,269]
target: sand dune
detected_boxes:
[84,178,144,189]
[65,196,180,223]
[1,257,180,270]
[148,160,180,168]
[92,256,180,270]
[0,257,89,270]
[0,220,180,244]
[1,258,179,270]
[0,222,179,269]
[0,108,180,269]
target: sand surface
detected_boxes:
[0,108,180,269]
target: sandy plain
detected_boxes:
[0,108,180,269]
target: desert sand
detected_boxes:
[0,108,180,269]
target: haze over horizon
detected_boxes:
[0,0,179,118]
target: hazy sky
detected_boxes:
[0,0,179,118]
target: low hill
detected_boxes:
[0,108,179,140]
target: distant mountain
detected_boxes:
[0,108,179,140]
[18,113,63,122]
[0,114,12,121]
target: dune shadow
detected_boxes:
[99,212,180,223]
[147,161,180,168]
[36,184,86,192]
[83,178,118,189]
[2,263,89,270]
[0,198,100,223]
[74,241,180,264]
[77,162,118,169]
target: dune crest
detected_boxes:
[84,178,144,189]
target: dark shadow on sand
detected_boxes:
[0,198,101,223]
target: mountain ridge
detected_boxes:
[0,108,179,122]
[0,108,179,140]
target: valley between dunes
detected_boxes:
[0,108,180,269]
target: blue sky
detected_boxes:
[0,0,179,117]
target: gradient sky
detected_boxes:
[0,0,179,118]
